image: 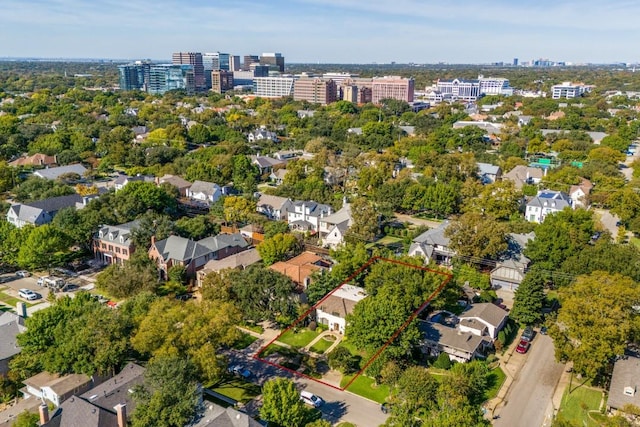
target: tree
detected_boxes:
[223,196,256,225]
[232,155,259,194]
[263,220,290,239]
[549,272,640,379]
[12,411,39,427]
[345,197,379,243]
[17,225,70,271]
[445,212,508,260]
[260,378,312,427]
[510,267,546,325]
[95,260,159,299]
[462,180,521,220]
[257,233,300,266]
[132,355,200,427]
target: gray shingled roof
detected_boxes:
[607,355,640,410]
[96,221,140,246]
[412,220,450,247]
[28,194,85,213]
[0,312,26,361]
[527,190,572,209]
[80,362,145,414]
[189,180,221,197]
[459,303,508,328]
[44,396,117,427]
[154,233,248,263]
[33,164,87,180]
[418,321,487,354]
[190,405,262,427]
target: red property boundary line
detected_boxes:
[253,256,453,391]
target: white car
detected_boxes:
[300,391,324,408]
[18,289,38,301]
[16,271,30,278]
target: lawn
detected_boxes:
[481,367,507,402]
[278,328,320,349]
[231,332,258,350]
[630,236,640,249]
[340,374,390,404]
[556,384,603,427]
[310,336,334,354]
[210,378,261,404]
[375,235,404,246]
[240,322,264,334]
[0,290,35,308]
[259,343,299,359]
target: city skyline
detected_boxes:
[1,0,639,64]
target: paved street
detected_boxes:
[494,334,565,427]
[227,337,389,427]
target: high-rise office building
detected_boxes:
[250,63,270,77]
[211,70,234,94]
[253,76,295,98]
[229,55,241,72]
[172,52,204,91]
[293,76,337,105]
[371,76,414,104]
[118,61,150,91]
[513,58,519,66]
[260,53,285,73]
[243,55,259,71]
[148,64,195,95]
[203,52,230,89]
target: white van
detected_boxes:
[300,390,324,408]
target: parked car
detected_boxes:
[18,289,38,301]
[16,271,30,278]
[521,326,535,342]
[540,326,548,335]
[516,339,530,354]
[301,391,324,408]
[229,365,252,379]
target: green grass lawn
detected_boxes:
[482,367,507,402]
[375,235,403,246]
[630,236,640,249]
[336,423,357,427]
[556,384,603,427]
[278,328,320,349]
[340,374,390,404]
[259,343,299,359]
[0,290,35,308]
[240,322,264,334]
[231,332,258,350]
[210,378,261,404]
[309,336,334,354]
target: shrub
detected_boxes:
[433,352,452,370]
[328,347,360,374]
[308,321,317,331]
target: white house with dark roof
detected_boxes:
[316,284,367,334]
[113,174,155,191]
[458,303,509,340]
[490,232,535,291]
[525,190,574,223]
[33,163,87,180]
[418,320,491,363]
[287,200,333,233]
[319,201,353,249]
[7,194,95,228]
[186,180,222,204]
[477,162,502,184]
[408,221,455,265]
[247,126,279,143]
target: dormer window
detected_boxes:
[99,231,104,238]
[120,236,124,243]
[109,233,114,240]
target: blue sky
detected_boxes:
[0,0,638,63]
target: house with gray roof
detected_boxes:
[256,193,293,220]
[80,362,145,416]
[287,200,333,233]
[477,162,501,184]
[94,221,140,265]
[319,200,353,249]
[250,155,286,175]
[490,232,535,291]
[41,396,120,427]
[418,320,491,363]
[7,194,93,228]
[408,221,455,265]
[540,129,609,145]
[113,174,155,191]
[21,371,93,407]
[186,180,222,204]
[503,165,545,190]
[33,163,87,181]
[0,311,26,375]
[525,190,574,223]
[189,404,262,427]
[458,303,509,339]
[607,354,640,414]
[149,233,249,278]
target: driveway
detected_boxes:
[494,334,565,427]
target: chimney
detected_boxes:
[150,235,156,246]
[16,302,27,318]
[114,403,127,427]
[39,404,50,424]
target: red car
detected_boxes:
[516,339,530,354]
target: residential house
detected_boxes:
[287,201,333,233]
[319,201,353,249]
[490,232,535,291]
[186,180,223,204]
[503,165,544,190]
[540,129,609,145]
[0,311,26,375]
[247,126,279,143]
[113,174,154,191]
[408,221,455,265]
[33,163,88,181]
[272,150,302,161]
[149,233,249,278]
[250,155,286,175]
[41,362,145,427]
[607,354,640,414]
[518,115,533,126]
[269,251,331,289]
[21,372,93,407]
[7,194,94,228]
[323,166,348,186]
[94,221,139,265]
[190,404,262,427]
[569,178,593,208]
[477,162,502,184]
[256,193,293,220]
[157,174,192,197]
[525,190,574,223]
[196,248,262,287]
[418,320,490,363]
[316,284,367,334]
[452,121,504,136]
[269,168,287,186]
[458,303,509,340]
[9,153,56,167]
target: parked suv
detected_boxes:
[18,289,38,301]
[301,391,324,408]
[521,326,535,342]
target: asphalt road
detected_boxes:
[226,349,389,427]
[495,334,564,427]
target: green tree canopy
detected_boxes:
[260,378,313,427]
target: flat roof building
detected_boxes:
[293,76,337,105]
[148,64,195,95]
[172,52,205,91]
[372,76,414,104]
[254,76,295,98]
[211,70,234,94]
[260,52,285,73]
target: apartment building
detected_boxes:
[551,82,592,99]
[211,70,234,93]
[371,76,415,104]
[148,64,195,95]
[293,76,337,105]
[253,76,295,98]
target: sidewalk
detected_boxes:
[542,362,573,426]
[484,337,528,418]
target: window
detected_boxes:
[115,247,121,254]
[102,243,107,249]
[123,250,128,255]
[108,245,113,251]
